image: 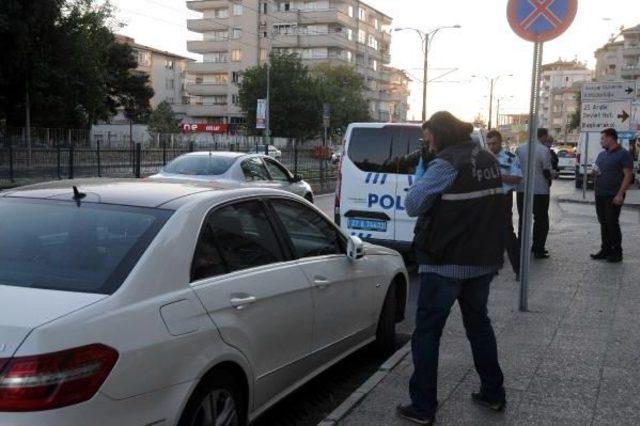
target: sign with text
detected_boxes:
[580,101,632,132]
[256,99,267,129]
[182,123,228,133]
[581,81,637,102]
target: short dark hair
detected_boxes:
[422,111,474,151]
[601,128,618,140]
[486,130,502,142]
[537,128,549,139]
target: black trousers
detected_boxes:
[516,193,550,254]
[595,196,623,255]
[503,193,520,273]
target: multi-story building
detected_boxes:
[115,35,193,121]
[595,24,640,82]
[538,59,592,141]
[378,66,410,122]
[185,0,400,126]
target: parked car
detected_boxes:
[149,151,314,202]
[248,144,282,160]
[553,147,577,177]
[0,178,408,425]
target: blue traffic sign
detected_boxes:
[507,0,578,43]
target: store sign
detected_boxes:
[182,123,229,133]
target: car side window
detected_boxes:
[264,159,291,182]
[270,199,345,259]
[241,157,270,181]
[191,222,227,282]
[209,200,284,272]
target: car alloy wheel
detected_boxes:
[190,389,239,426]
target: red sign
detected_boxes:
[507,0,577,43]
[182,123,229,134]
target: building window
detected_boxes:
[346,50,353,63]
[231,49,242,62]
[278,2,291,11]
[165,60,174,70]
[358,29,366,44]
[346,28,353,41]
[260,48,268,61]
[136,50,151,67]
[232,94,240,105]
[348,5,354,17]
[203,74,228,84]
[204,52,228,63]
[372,59,378,71]
[262,2,268,13]
[165,79,175,90]
[203,96,228,106]
[374,19,379,30]
[368,35,378,50]
[358,8,366,21]
[215,8,229,18]
[274,23,297,35]
[232,71,241,84]
[233,3,243,15]
[204,30,228,41]
[233,28,242,39]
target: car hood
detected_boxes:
[0,285,106,358]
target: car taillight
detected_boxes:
[0,344,118,412]
[334,155,343,225]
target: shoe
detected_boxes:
[396,404,434,425]
[471,392,506,412]
[533,251,550,259]
[590,250,608,260]
[606,254,623,263]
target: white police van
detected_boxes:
[335,123,487,253]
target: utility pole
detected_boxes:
[488,78,495,129]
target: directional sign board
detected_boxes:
[507,0,578,43]
[581,81,637,132]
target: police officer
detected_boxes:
[397,112,506,425]
[487,130,522,280]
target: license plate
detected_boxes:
[348,218,387,232]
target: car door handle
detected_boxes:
[230,296,256,310]
[313,276,331,288]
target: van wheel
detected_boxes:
[179,371,246,426]
[375,283,397,355]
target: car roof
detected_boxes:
[0,178,236,209]
[177,151,246,159]
[348,122,422,129]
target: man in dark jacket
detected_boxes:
[397,112,507,425]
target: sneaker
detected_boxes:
[396,404,434,425]
[533,251,550,259]
[471,392,506,412]
[606,254,623,263]
[590,250,608,260]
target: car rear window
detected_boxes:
[347,126,423,174]
[0,198,172,295]
[164,155,235,176]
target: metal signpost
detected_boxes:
[580,81,637,198]
[507,0,577,312]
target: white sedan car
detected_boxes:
[150,151,314,202]
[0,179,408,426]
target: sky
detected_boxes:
[110,0,639,122]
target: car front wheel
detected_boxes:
[179,372,246,426]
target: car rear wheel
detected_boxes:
[375,282,397,355]
[179,372,246,426]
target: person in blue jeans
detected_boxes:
[397,112,506,425]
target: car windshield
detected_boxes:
[164,155,235,176]
[0,198,172,295]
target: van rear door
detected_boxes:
[393,126,424,244]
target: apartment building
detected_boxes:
[115,35,193,121]
[538,59,592,141]
[185,0,399,126]
[378,66,410,122]
[595,24,640,82]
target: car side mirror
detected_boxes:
[292,174,303,182]
[347,236,365,260]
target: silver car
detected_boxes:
[149,151,314,202]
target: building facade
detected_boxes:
[595,24,640,82]
[185,0,402,125]
[115,35,193,121]
[538,59,592,141]
[377,66,410,122]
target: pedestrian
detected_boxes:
[397,112,506,425]
[590,128,634,263]
[487,130,523,280]
[545,136,560,179]
[516,128,553,259]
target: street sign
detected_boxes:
[507,0,578,43]
[323,103,331,128]
[256,99,267,129]
[581,81,637,102]
[581,101,632,132]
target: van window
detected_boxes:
[347,126,423,174]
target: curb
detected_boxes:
[558,197,640,209]
[318,340,412,425]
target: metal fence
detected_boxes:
[0,141,338,193]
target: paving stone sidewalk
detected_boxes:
[331,199,640,425]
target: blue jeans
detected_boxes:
[409,273,504,416]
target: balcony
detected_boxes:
[621,65,640,79]
[186,83,229,96]
[186,104,230,117]
[188,40,230,54]
[274,33,353,50]
[187,18,227,33]
[301,56,354,68]
[186,1,228,12]
[622,46,640,57]
[187,61,229,74]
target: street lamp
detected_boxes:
[472,74,513,129]
[394,25,461,122]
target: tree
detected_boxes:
[567,92,581,132]
[238,52,322,140]
[148,101,181,134]
[312,63,370,134]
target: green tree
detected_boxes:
[238,52,322,140]
[148,101,181,134]
[567,92,581,132]
[312,63,370,134]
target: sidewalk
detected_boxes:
[558,186,640,207]
[325,202,640,425]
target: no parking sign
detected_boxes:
[507,0,577,43]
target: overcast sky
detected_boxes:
[111,0,638,122]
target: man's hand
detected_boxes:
[613,193,625,206]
